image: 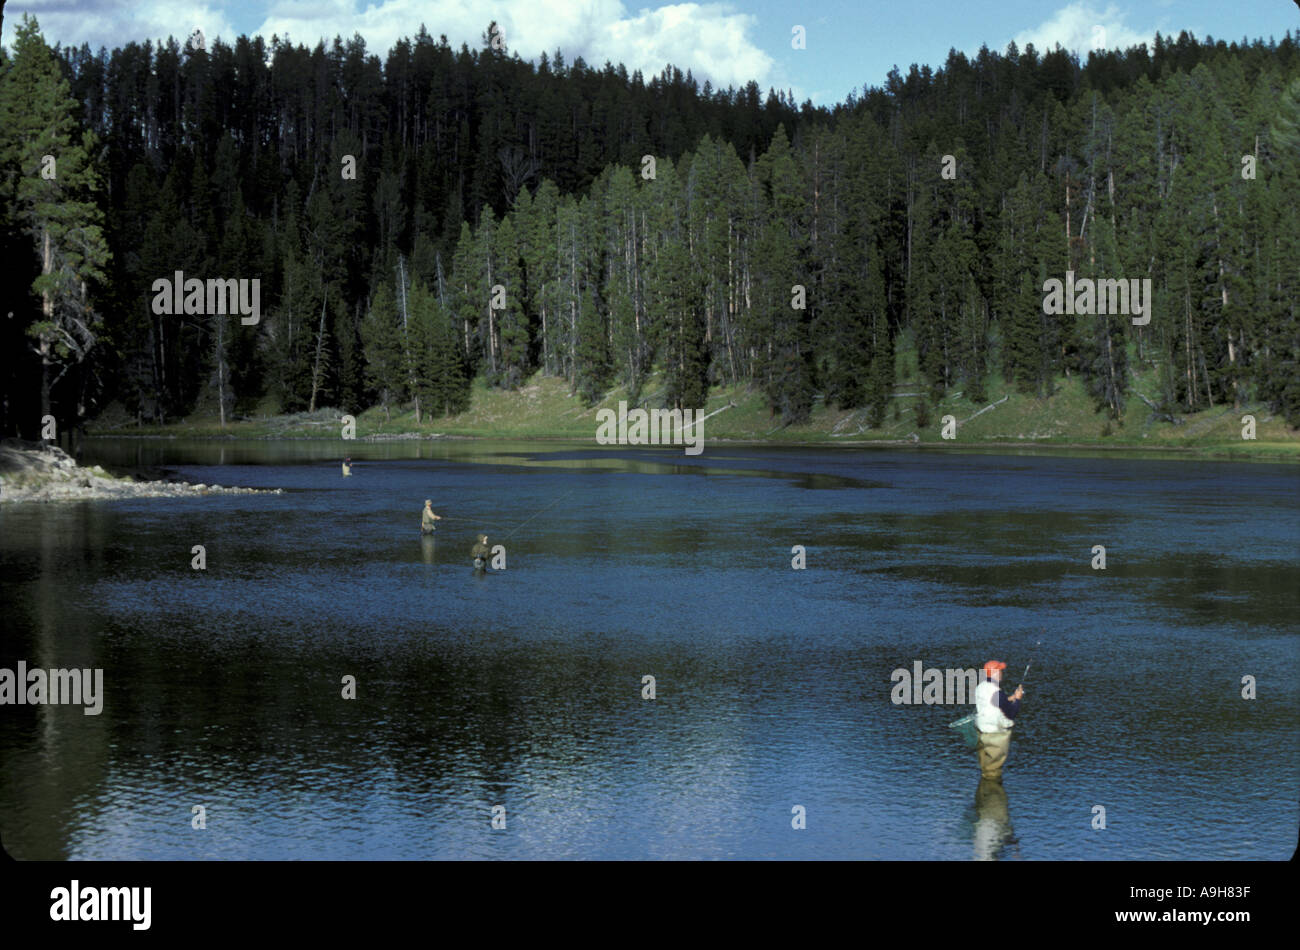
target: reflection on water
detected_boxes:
[1,440,1297,860]
[973,779,1015,861]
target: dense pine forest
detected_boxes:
[2,14,1298,441]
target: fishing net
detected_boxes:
[949,714,980,749]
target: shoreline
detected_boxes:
[77,430,1299,462]
[76,371,1299,462]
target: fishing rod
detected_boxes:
[1019,635,1043,688]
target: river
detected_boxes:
[1,439,1296,859]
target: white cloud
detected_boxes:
[6,0,238,52]
[257,0,776,92]
[1012,2,1154,55]
[8,0,779,95]
[598,3,774,89]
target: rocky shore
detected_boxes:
[0,439,282,503]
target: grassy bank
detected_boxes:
[88,362,1300,460]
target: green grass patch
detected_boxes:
[87,363,1299,460]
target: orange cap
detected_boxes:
[983,660,1007,677]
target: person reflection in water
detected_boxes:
[973,778,1015,860]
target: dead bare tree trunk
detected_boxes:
[308,295,327,413]
[398,256,420,423]
[216,312,227,427]
[39,228,53,425]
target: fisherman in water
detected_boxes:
[421,500,442,534]
[972,660,1024,782]
[471,534,491,571]
[342,457,352,477]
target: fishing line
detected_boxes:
[500,489,578,541]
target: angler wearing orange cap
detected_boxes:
[972,660,1024,782]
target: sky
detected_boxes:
[4,0,1297,106]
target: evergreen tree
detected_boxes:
[573,195,613,403]
[0,15,111,427]
[520,179,560,375]
[493,214,530,388]
[754,125,813,423]
[360,280,406,418]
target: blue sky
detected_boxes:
[6,1,1297,105]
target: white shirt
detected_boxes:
[974,678,1014,733]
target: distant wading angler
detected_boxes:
[972,660,1024,782]
[342,457,352,477]
[471,534,491,571]
[421,500,442,534]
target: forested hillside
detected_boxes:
[2,15,1298,440]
